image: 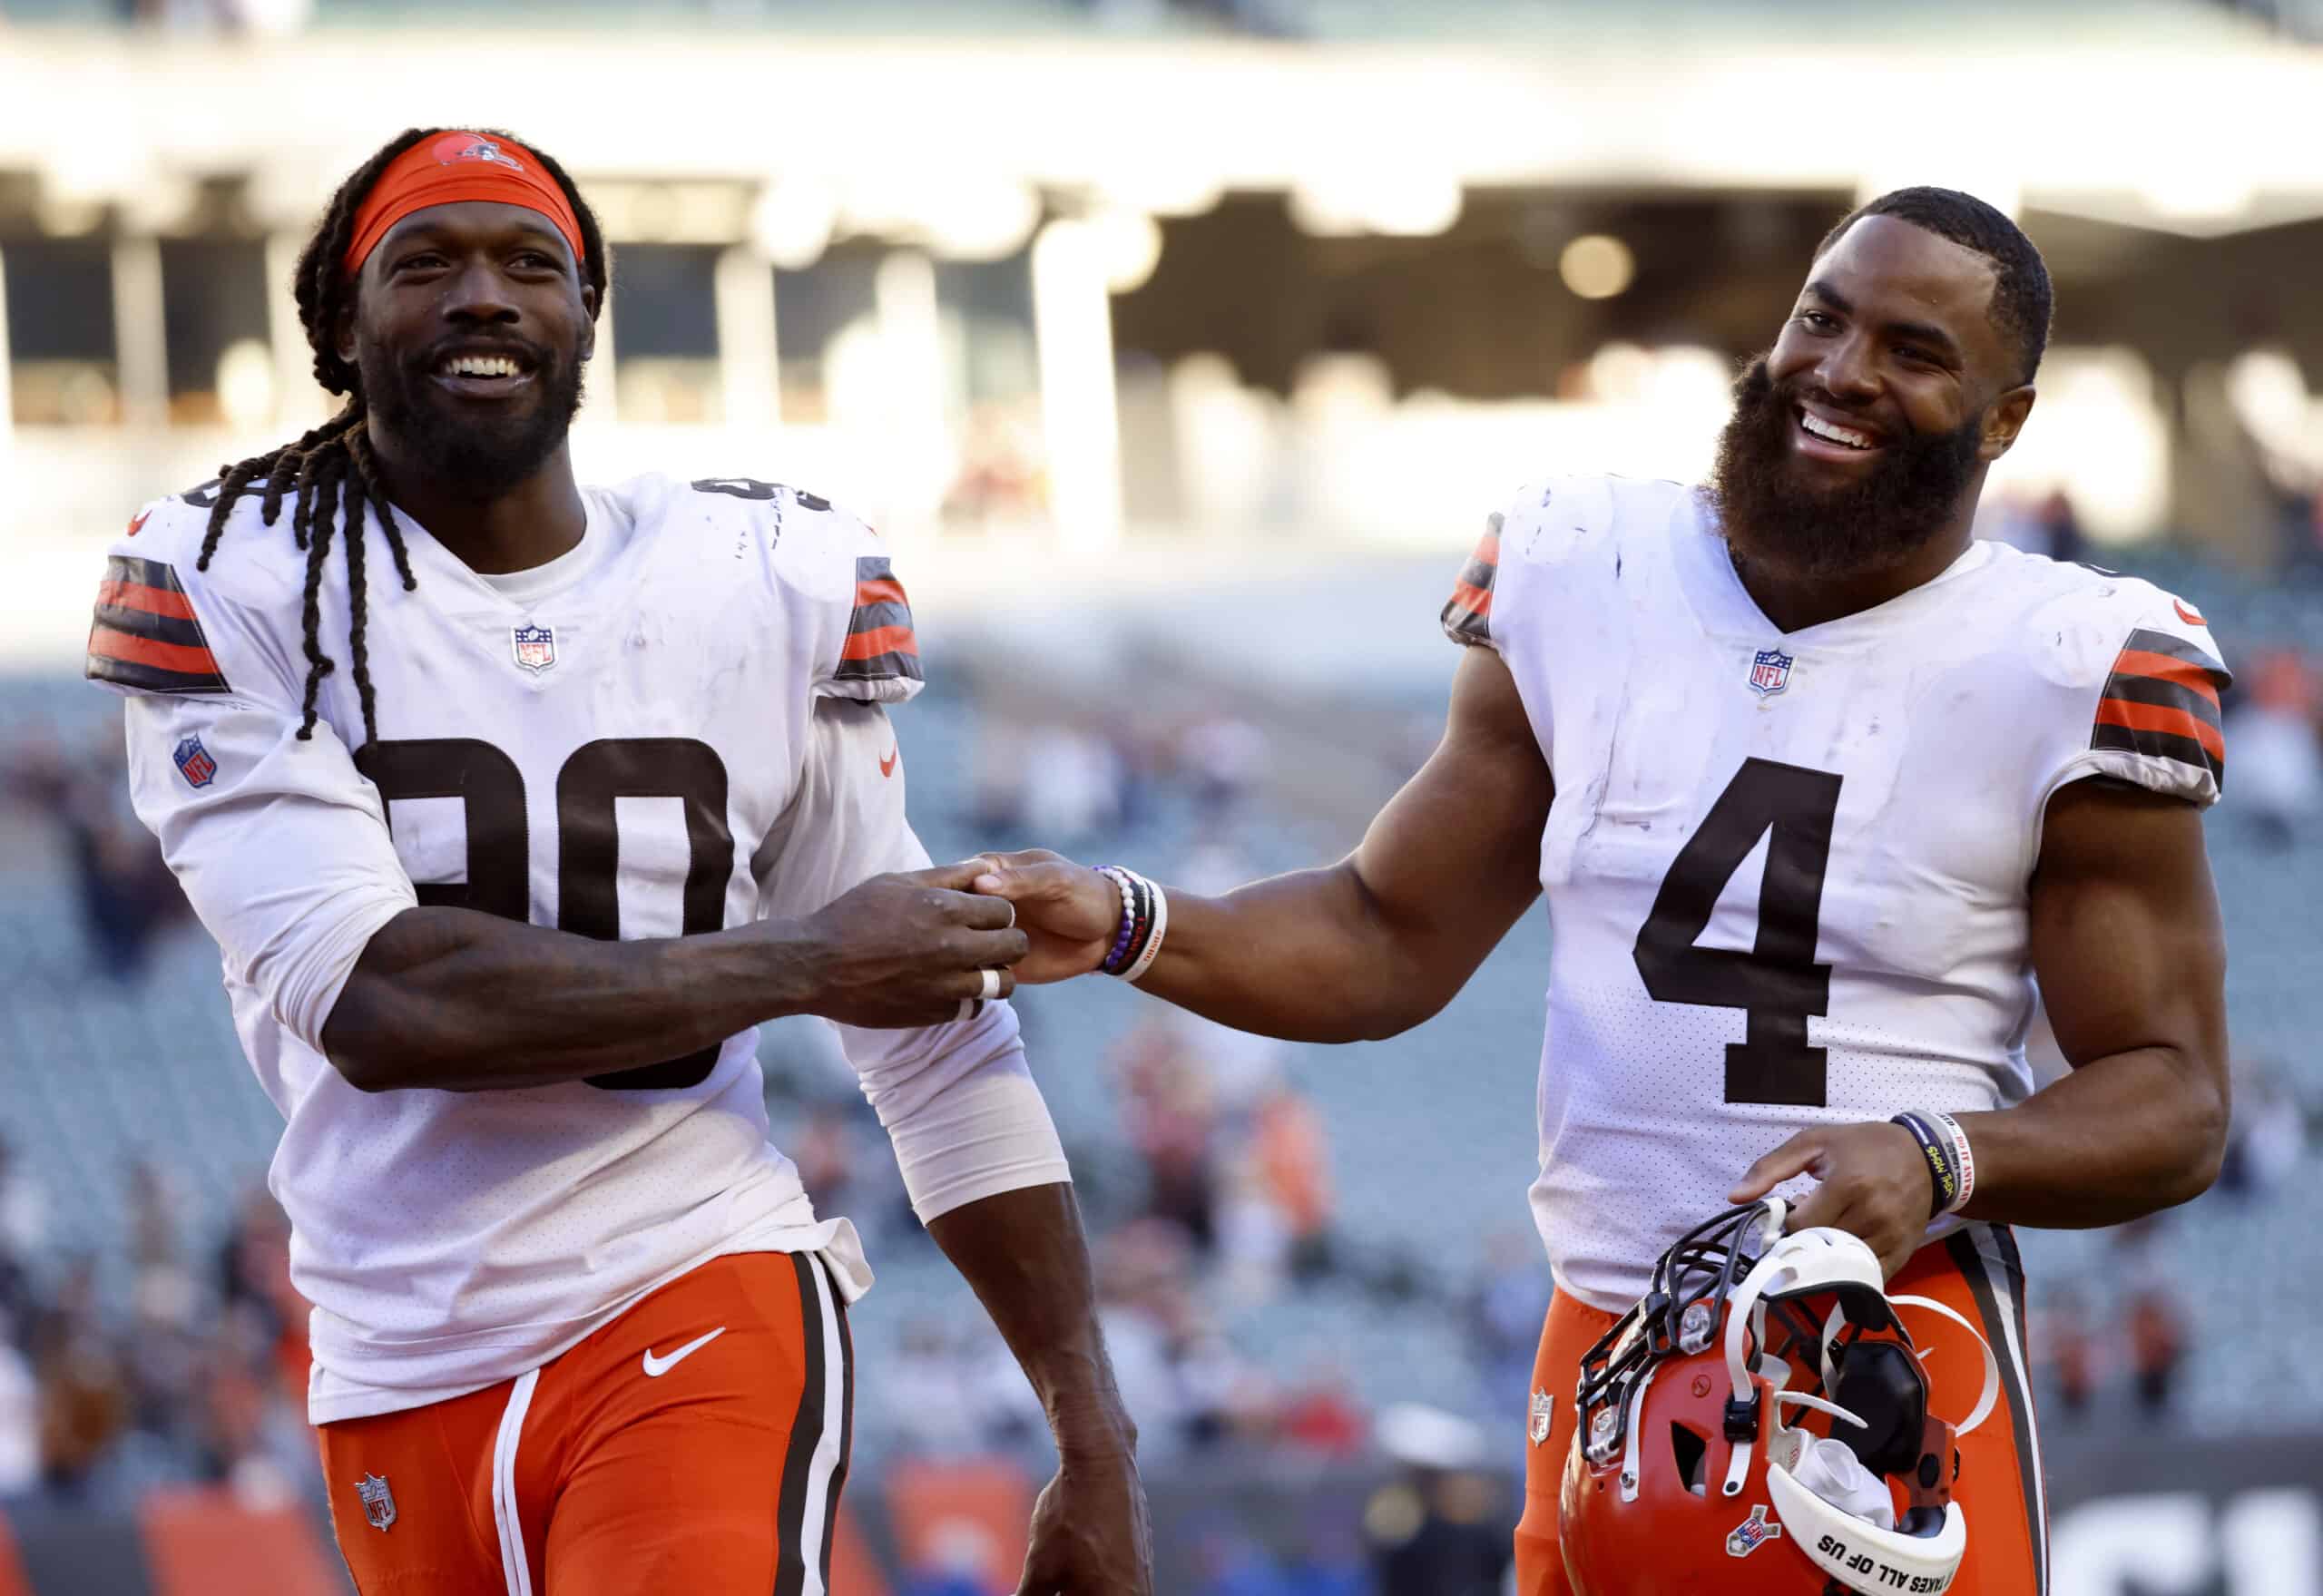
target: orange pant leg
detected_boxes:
[318,1376,519,1596]
[1895,1225,2050,1596]
[1513,1289,1621,1596]
[534,1250,853,1596]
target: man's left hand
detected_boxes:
[1728,1121,1939,1279]
[1016,1448,1153,1595]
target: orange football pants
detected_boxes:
[1514,1223,2049,1596]
[318,1250,852,1596]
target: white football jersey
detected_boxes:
[89,472,1067,1422]
[1443,475,2230,1312]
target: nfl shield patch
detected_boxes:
[1748,647,1794,698]
[1528,1389,1555,1447]
[511,623,556,675]
[172,734,217,788]
[356,1473,397,1532]
[1725,1503,1782,1557]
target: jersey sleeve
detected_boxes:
[777,493,926,707]
[87,499,417,1045]
[754,698,1069,1221]
[1440,510,1504,650]
[2051,586,2232,808]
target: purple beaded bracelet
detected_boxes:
[1097,867,1139,974]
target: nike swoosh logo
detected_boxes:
[879,747,899,778]
[127,511,151,537]
[642,1327,726,1377]
[2173,599,2206,627]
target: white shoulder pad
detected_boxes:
[1440,474,1680,650]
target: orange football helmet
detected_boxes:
[1559,1200,1997,1596]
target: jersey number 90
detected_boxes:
[356,737,732,1092]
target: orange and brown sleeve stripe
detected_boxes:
[2092,626,2229,788]
[85,555,230,695]
[1440,513,1502,648]
[836,555,922,684]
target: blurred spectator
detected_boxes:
[1180,714,1266,822]
[1250,1081,1334,1280]
[792,1102,861,1219]
[2227,650,2321,849]
[1985,488,2084,563]
[2218,1056,2308,1199]
[1465,1231,1552,1421]
[1118,1023,1220,1252]
[6,731,191,980]
[1273,1358,1366,1457]
[2030,1286,2096,1419]
[31,1258,131,1498]
[899,1521,1005,1596]
[1368,1406,1510,1596]
[2127,1284,2187,1415]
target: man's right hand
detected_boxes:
[782,859,1029,1028]
[968,850,1122,984]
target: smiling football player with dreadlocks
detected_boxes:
[85,127,1152,1596]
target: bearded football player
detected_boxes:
[85,128,1151,1595]
[973,188,2231,1596]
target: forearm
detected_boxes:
[1956,1045,2228,1229]
[1134,863,1447,1043]
[321,906,801,1092]
[925,1182,1135,1454]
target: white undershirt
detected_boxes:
[469,490,625,606]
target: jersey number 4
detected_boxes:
[356,738,731,1092]
[1632,758,1842,1107]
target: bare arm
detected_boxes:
[1955,777,2230,1223]
[322,862,1026,1092]
[1732,777,2230,1274]
[926,1183,1152,1593]
[978,644,1554,1042]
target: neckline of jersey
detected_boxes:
[390,486,636,619]
[1677,490,1999,648]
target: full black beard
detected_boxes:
[1709,357,1984,582]
[358,335,586,502]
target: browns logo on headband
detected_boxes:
[341,131,587,279]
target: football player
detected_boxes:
[86,128,1150,1595]
[972,188,2232,1596]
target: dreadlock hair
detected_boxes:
[195,126,611,743]
[1817,186,2053,388]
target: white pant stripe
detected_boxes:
[794,1258,847,1596]
[492,1367,542,1596]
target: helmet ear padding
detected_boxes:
[1827,1340,1929,1479]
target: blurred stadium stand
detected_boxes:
[5,0,2323,1588]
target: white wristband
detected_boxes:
[1120,876,1168,984]
[1930,1111,1975,1214]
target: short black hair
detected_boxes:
[1817,186,2053,386]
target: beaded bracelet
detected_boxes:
[1095,867,1139,973]
[1097,866,1166,980]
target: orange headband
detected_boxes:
[341,131,585,279]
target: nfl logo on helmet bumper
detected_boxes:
[1748,648,1793,698]
[512,623,557,675]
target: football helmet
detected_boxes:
[1559,1200,1998,1596]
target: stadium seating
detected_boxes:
[2,551,2319,1487]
